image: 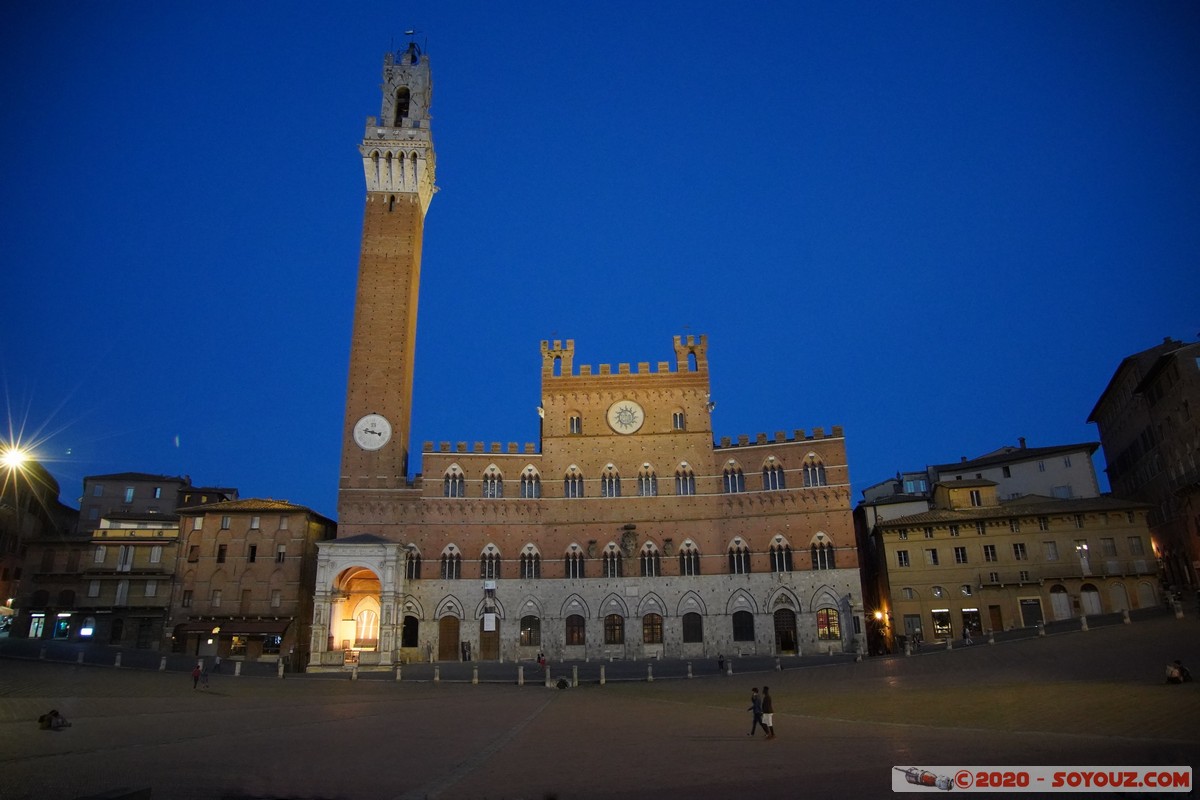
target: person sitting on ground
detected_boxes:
[1166,659,1191,684]
[38,709,71,730]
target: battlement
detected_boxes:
[716,425,844,450]
[541,335,708,378]
[423,441,539,455]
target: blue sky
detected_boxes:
[3,2,1197,520]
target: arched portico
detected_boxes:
[309,534,406,669]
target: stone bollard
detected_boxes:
[518,666,525,686]
[572,665,579,687]
[351,665,358,681]
[1080,615,1089,632]
[904,641,912,656]
[1122,609,1131,624]
[647,664,654,682]
[687,661,693,679]
[39,647,46,660]
[78,652,86,665]
[544,666,551,688]
[1037,622,1046,637]
[114,653,122,668]
[945,637,952,651]
[1173,600,1184,619]
[987,630,995,645]
[726,662,733,676]
[600,665,606,686]
[434,666,440,683]
[775,658,782,671]
[395,665,402,681]
[234,661,242,677]
[472,666,479,685]
[159,656,167,671]
[279,661,287,679]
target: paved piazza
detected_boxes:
[0,612,1197,800]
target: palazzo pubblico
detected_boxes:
[307,44,862,668]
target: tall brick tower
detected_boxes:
[338,42,436,528]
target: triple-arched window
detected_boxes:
[675,466,696,496]
[679,541,701,576]
[601,466,621,498]
[723,465,746,493]
[482,467,503,499]
[762,462,786,491]
[564,468,584,499]
[638,469,658,497]
[803,458,828,487]
[639,543,661,577]
[443,467,465,498]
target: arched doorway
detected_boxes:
[331,568,382,652]
[1080,583,1103,616]
[773,609,797,654]
[479,617,500,660]
[438,616,460,661]
[1049,584,1072,620]
[401,615,419,648]
[1109,583,1130,612]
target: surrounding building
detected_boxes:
[67,511,182,647]
[171,499,334,668]
[928,439,1101,501]
[0,454,77,622]
[1088,337,1200,590]
[310,44,862,669]
[855,439,1153,654]
[75,472,237,534]
[867,480,1157,653]
[15,471,239,649]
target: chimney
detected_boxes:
[1018,437,1026,449]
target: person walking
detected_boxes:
[761,685,776,739]
[747,687,768,736]
[192,664,201,689]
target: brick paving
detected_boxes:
[0,612,1197,800]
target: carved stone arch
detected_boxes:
[483,462,503,479]
[522,463,542,478]
[767,587,802,613]
[480,541,502,558]
[807,584,843,611]
[445,462,465,476]
[520,542,541,557]
[440,543,460,556]
[675,590,707,616]
[473,595,506,620]
[637,592,667,617]
[564,541,586,555]
[399,595,425,618]
[514,595,544,619]
[725,589,759,615]
[768,532,793,549]
[597,592,629,619]
[435,595,465,619]
[809,531,831,547]
[560,593,591,619]
[727,535,751,550]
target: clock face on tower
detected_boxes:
[353,413,393,450]
[606,399,645,435]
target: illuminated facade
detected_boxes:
[868,481,1157,650]
[310,45,861,668]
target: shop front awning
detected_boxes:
[175,619,293,636]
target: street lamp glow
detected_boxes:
[1,447,29,469]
